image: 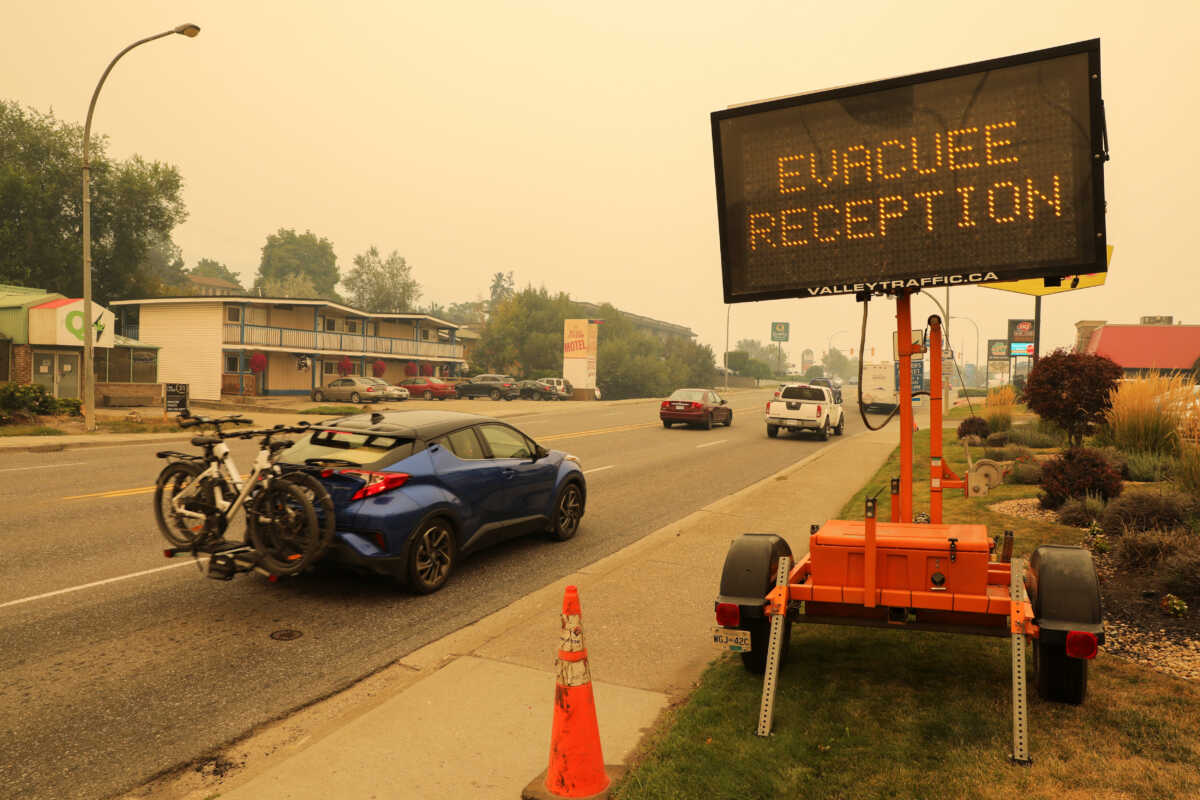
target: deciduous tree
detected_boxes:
[343,246,421,312]
[1024,349,1123,447]
[254,228,340,300]
[190,257,244,291]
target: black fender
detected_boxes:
[1026,545,1104,646]
[716,534,792,623]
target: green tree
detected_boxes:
[258,272,318,299]
[737,338,790,374]
[473,286,575,375]
[821,348,860,381]
[804,364,825,380]
[444,300,486,325]
[726,351,750,374]
[138,233,189,295]
[489,271,514,307]
[0,100,187,301]
[191,257,244,291]
[343,246,421,312]
[254,228,339,300]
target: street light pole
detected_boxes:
[951,315,980,385]
[81,23,200,431]
[724,304,730,390]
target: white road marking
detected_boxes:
[695,439,728,449]
[0,461,86,473]
[583,465,614,475]
[0,559,208,611]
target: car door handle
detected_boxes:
[501,468,516,479]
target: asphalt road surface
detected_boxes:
[0,390,868,799]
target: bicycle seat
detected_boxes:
[191,436,221,447]
[267,440,293,452]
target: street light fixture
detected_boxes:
[81,23,200,431]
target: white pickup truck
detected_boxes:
[765,383,844,440]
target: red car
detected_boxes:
[398,376,458,400]
[660,388,732,429]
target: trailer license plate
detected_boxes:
[712,627,751,652]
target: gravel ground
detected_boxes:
[989,497,1200,683]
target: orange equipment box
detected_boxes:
[801,520,1007,614]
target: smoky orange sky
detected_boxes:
[4,0,1198,370]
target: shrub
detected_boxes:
[53,397,82,417]
[1058,493,1106,527]
[0,382,55,415]
[957,416,990,440]
[1160,594,1189,617]
[1024,350,1123,446]
[1007,424,1060,449]
[1116,528,1182,569]
[1103,373,1192,456]
[986,410,1012,433]
[958,388,988,398]
[1007,461,1042,485]
[1162,549,1200,598]
[1124,450,1176,483]
[984,444,1033,462]
[1174,444,1200,499]
[986,431,1009,446]
[1100,489,1191,537]
[987,385,1016,407]
[1039,447,1123,510]
[1095,446,1130,479]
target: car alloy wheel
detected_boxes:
[313,390,324,402]
[551,483,583,541]
[408,518,456,593]
[724,411,733,427]
[704,413,713,430]
[350,392,361,403]
[490,388,501,400]
[424,390,433,400]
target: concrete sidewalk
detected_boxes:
[148,423,899,800]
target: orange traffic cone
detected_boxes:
[522,585,621,800]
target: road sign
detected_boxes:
[892,329,924,361]
[712,40,1106,303]
[165,383,189,414]
[895,359,925,391]
[771,322,790,342]
[1010,342,1035,357]
[1008,319,1035,342]
[987,339,1009,362]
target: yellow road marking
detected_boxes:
[63,486,156,500]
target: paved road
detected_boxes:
[0,391,867,799]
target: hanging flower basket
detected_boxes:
[249,352,267,374]
[405,361,418,376]
[337,356,354,376]
[372,359,387,378]
[421,362,434,376]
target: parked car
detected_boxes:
[398,376,457,400]
[312,376,407,404]
[540,377,574,399]
[765,383,844,439]
[659,388,732,429]
[279,410,586,593]
[455,374,520,400]
[518,378,572,400]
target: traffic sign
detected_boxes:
[771,322,790,342]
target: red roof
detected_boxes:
[1085,325,1200,370]
[31,297,78,309]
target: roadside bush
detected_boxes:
[1095,446,1130,479]
[1103,373,1191,456]
[1116,528,1183,570]
[1024,350,1123,446]
[1058,493,1106,527]
[985,431,1009,446]
[1007,460,1042,485]
[1174,444,1200,499]
[1039,447,1124,510]
[1100,489,1191,537]
[956,416,990,440]
[984,444,1032,462]
[958,388,988,398]
[1162,548,1200,598]
[1007,424,1060,449]
[987,385,1016,407]
[0,382,55,416]
[52,397,82,417]
[1124,450,1176,483]
[985,386,1014,433]
[986,409,1012,433]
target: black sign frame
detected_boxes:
[712,39,1106,303]
[1008,319,1036,342]
[987,339,1010,361]
[165,383,189,414]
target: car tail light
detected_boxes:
[816,404,822,416]
[765,402,770,413]
[339,469,411,500]
[715,603,740,627]
[661,400,670,408]
[367,386,375,392]
[689,402,702,410]
[1065,630,1098,659]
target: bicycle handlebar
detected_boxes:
[177,414,253,431]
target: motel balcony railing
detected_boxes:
[223,323,464,360]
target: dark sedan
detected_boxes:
[659,388,733,430]
[280,410,586,593]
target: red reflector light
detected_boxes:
[661,400,670,408]
[690,402,702,410]
[163,549,173,558]
[367,386,375,392]
[816,404,822,416]
[715,603,740,627]
[1065,630,1098,659]
[341,469,411,500]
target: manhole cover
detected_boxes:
[270,629,303,641]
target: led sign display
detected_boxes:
[713,40,1105,303]
[1011,341,1035,356]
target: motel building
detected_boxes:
[110,296,467,402]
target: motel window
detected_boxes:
[323,361,336,375]
[421,328,431,341]
[226,354,242,373]
[345,320,358,334]
[132,350,157,383]
[109,348,132,382]
[324,317,337,332]
[227,306,241,323]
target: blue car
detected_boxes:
[281,410,586,593]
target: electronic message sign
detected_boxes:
[987,339,1009,361]
[712,40,1106,303]
[1011,341,1035,357]
[1008,319,1036,342]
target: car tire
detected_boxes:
[350,392,361,404]
[438,395,446,401]
[704,413,713,430]
[724,411,733,427]
[766,424,778,438]
[424,390,433,400]
[835,414,845,435]
[662,419,672,428]
[406,516,457,594]
[819,419,829,441]
[312,390,324,402]
[550,482,584,541]
[489,389,501,401]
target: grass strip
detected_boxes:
[614,429,1200,800]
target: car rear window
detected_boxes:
[781,386,825,401]
[668,389,705,402]
[282,429,415,466]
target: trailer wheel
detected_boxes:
[716,533,794,675]
[766,424,778,438]
[741,615,792,674]
[1035,640,1087,704]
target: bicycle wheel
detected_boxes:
[281,471,336,559]
[154,461,218,547]
[246,479,320,576]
